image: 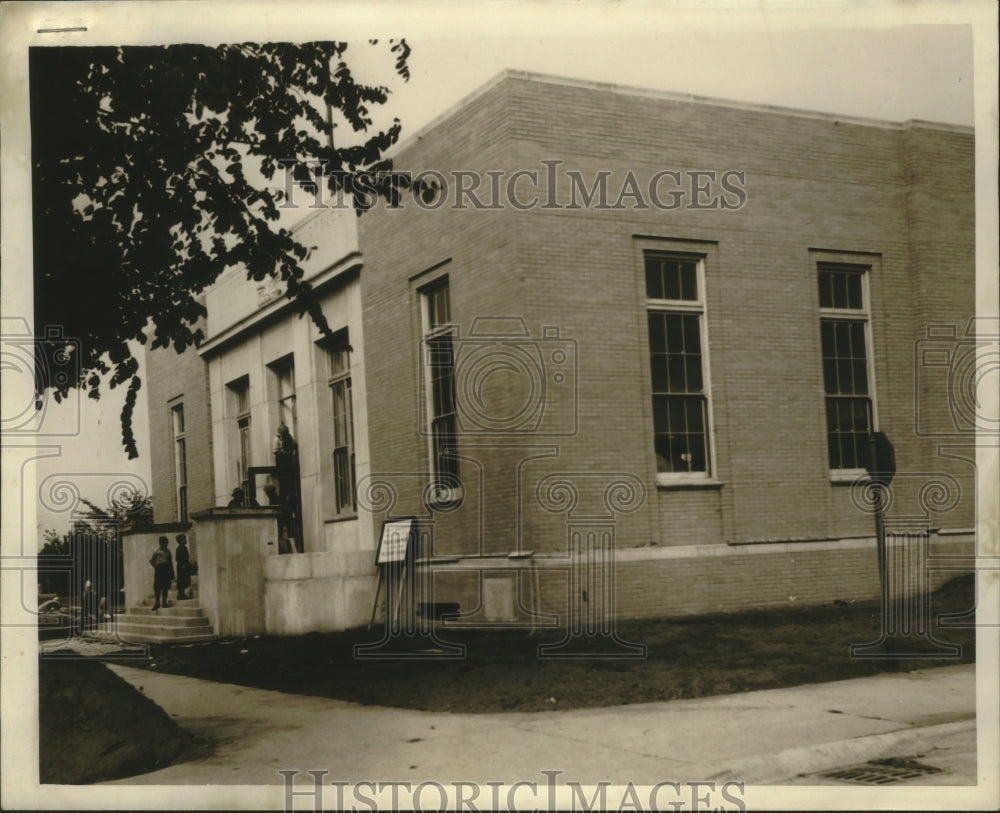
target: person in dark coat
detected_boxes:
[273,423,302,552]
[149,536,174,612]
[175,534,192,600]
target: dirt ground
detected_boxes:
[111,574,976,714]
[38,656,196,784]
[36,575,976,784]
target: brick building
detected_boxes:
[139,71,975,638]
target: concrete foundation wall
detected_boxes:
[423,531,975,626]
[264,548,376,634]
[192,509,280,637]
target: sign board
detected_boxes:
[376,518,415,565]
[866,431,896,486]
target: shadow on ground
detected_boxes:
[38,657,208,784]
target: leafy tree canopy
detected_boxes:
[31,41,411,457]
[40,489,153,550]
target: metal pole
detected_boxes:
[870,435,893,659]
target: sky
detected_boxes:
[390,25,976,134]
[0,0,990,541]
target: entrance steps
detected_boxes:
[89,576,217,645]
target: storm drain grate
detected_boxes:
[820,757,943,785]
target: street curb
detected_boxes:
[697,718,975,784]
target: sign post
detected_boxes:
[867,431,896,656]
[367,518,416,630]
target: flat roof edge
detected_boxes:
[390,69,972,154]
[501,70,973,133]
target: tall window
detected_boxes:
[326,331,355,514]
[645,253,712,477]
[270,355,297,440]
[818,263,874,470]
[170,403,188,522]
[423,279,460,486]
[228,376,251,496]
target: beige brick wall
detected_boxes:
[147,74,974,625]
[145,313,214,523]
[355,75,975,618]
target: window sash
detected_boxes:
[171,404,185,435]
[278,394,297,438]
[431,414,460,480]
[235,386,249,417]
[426,282,451,329]
[818,264,866,311]
[648,312,704,394]
[330,375,355,514]
[269,358,297,439]
[645,253,711,479]
[171,404,188,522]
[325,330,355,515]
[825,396,873,470]
[821,318,870,396]
[238,416,251,494]
[645,255,700,303]
[422,281,460,488]
[227,377,252,495]
[817,263,875,471]
[652,394,709,473]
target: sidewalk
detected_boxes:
[101,661,976,787]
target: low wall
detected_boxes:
[264,548,376,634]
[191,508,281,638]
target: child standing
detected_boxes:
[149,536,174,612]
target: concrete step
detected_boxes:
[113,620,212,638]
[86,627,217,646]
[121,632,217,645]
[130,605,205,618]
[119,633,217,645]
[136,598,202,608]
[115,614,212,629]
[140,592,199,606]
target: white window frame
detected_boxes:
[226,375,252,497]
[420,277,462,504]
[817,260,878,481]
[644,252,717,486]
[169,401,188,522]
[325,332,356,516]
[268,354,298,443]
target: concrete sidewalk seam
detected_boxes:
[699,718,975,784]
[507,720,706,768]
